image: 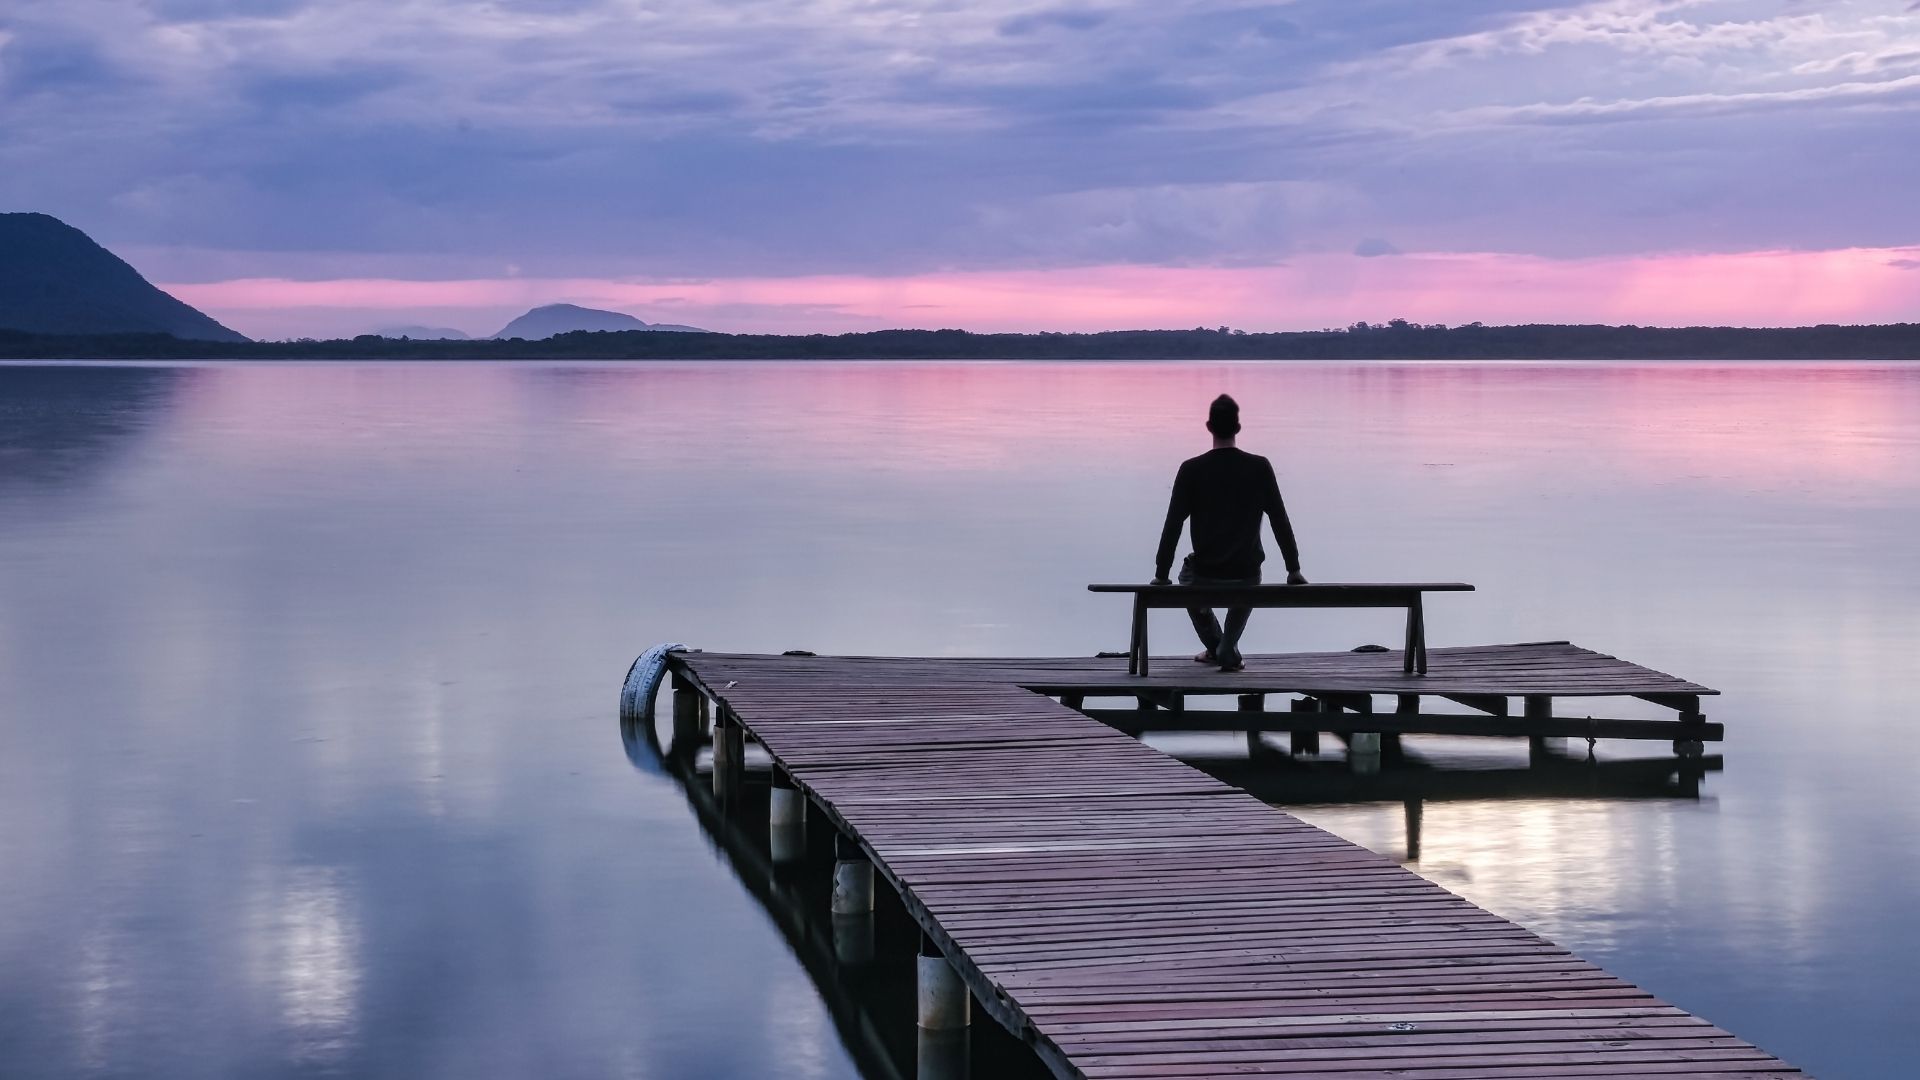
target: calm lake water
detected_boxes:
[1,360,1916,1079]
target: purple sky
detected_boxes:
[4,0,1919,338]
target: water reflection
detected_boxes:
[2,360,1916,1079]
[1179,737,1718,864]
[0,364,182,492]
[618,706,1052,1080]
[250,866,360,1065]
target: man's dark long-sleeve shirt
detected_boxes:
[1155,447,1301,581]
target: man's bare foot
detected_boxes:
[1193,651,1217,664]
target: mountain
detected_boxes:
[492,303,707,339]
[374,325,470,340]
[0,213,248,342]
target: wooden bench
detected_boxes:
[1088,582,1475,677]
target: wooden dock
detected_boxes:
[633,642,1797,1079]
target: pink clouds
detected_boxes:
[164,246,1920,339]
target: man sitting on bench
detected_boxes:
[1151,394,1307,672]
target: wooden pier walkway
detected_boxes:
[650,645,1797,1079]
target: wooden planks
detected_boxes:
[682,641,1716,700]
[669,648,1794,1079]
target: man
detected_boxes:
[1152,394,1306,672]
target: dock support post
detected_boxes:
[917,937,971,1080]
[831,832,875,915]
[830,830,875,966]
[712,711,745,800]
[917,934,971,1030]
[1524,696,1555,763]
[1239,693,1271,758]
[1288,698,1320,757]
[1674,709,1707,758]
[671,675,703,747]
[769,768,803,864]
[1404,798,1424,862]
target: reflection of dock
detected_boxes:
[1193,745,1721,805]
[630,644,1803,1079]
[1183,748,1720,863]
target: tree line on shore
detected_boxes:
[5,319,1920,361]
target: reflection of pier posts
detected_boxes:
[916,1026,969,1080]
[831,912,875,968]
[712,710,745,801]
[769,767,804,865]
[1404,798,1423,862]
[1348,731,1381,774]
[1348,696,1381,776]
[831,832,876,966]
[1391,693,1419,758]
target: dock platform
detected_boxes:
[635,641,1797,1078]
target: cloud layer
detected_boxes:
[3,0,1918,334]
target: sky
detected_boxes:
[3,0,1919,338]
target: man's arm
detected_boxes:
[1153,464,1191,583]
[1263,462,1304,581]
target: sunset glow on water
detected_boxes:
[2,360,1916,1078]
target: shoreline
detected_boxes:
[5,322,1920,362]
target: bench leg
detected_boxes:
[1130,595,1148,677]
[1402,603,1417,675]
[1128,595,1144,672]
[1413,597,1428,675]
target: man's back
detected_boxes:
[1152,393,1305,670]
[1156,446,1299,581]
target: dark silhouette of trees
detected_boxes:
[4,322,1920,361]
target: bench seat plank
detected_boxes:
[1090,583,1475,594]
[1089,583,1475,677]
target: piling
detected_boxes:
[916,934,970,1030]
[711,712,744,800]
[830,831,874,915]
[769,767,803,864]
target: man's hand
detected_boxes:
[1286,570,1309,585]
[1150,575,1170,586]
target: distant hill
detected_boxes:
[374,325,470,340]
[492,303,707,339]
[0,213,248,342]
